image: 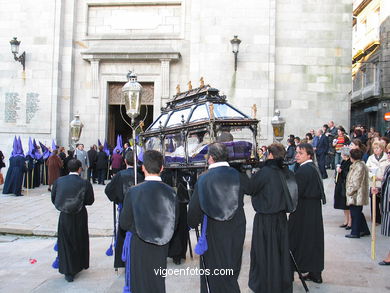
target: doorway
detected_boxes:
[107,82,154,148]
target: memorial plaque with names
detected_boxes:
[26,92,40,124]
[5,92,20,123]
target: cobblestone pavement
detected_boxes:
[0,170,389,292]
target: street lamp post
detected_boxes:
[122,71,143,184]
[271,109,286,143]
[69,114,84,150]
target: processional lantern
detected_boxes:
[70,114,84,146]
[271,109,285,142]
[122,71,142,120]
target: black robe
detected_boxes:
[51,174,95,276]
[188,166,246,293]
[334,159,351,210]
[24,156,42,188]
[104,167,144,268]
[23,155,34,189]
[288,162,324,274]
[41,158,49,185]
[162,170,194,262]
[248,160,293,293]
[120,180,177,293]
[3,156,26,196]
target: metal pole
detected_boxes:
[371,176,377,260]
[132,124,137,185]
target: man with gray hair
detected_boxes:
[74,144,89,179]
[316,129,329,179]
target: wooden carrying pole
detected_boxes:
[371,176,376,260]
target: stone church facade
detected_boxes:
[0,0,352,157]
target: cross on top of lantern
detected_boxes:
[122,71,143,120]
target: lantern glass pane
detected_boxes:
[273,125,284,138]
[11,44,18,54]
[150,113,169,130]
[189,104,209,122]
[213,104,245,119]
[166,108,192,127]
[71,126,82,141]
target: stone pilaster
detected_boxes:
[160,59,171,101]
[91,59,100,99]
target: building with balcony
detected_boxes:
[351,0,390,134]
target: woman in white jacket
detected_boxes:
[366,141,389,224]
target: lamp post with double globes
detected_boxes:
[121,71,143,184]
[69,114,84,150]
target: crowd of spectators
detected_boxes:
[277,122,390,265]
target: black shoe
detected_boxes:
[303,273,322,284]
[339,224,348,228]
[360,231,370,237]
[378,260,390,266]
[173,257,181,265]
[345,234,360,238]
[65,274,74,282]
[345,226,352,230]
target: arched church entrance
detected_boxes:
[108,82,154,148]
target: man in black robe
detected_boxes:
[188,142,246,293]
[104,151,144,269]
[23,154,35,189]
[248,143,295,293]
[51,159,94,282]
[289,143,325,283]
[120,150,177,293]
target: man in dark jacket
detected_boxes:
[289,143,325,284]
[104,151,144,269]
[96,145,109,185]
[188,143,247,293]
[325,120,338,169]
[316,129,329,179]
[87,145,98,183]
[51,159,94,282]
[120,150,177,293]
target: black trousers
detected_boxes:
[350,205,370,237]
[316,153,328,179]
[97,169,106,184]
[87,167,96,182]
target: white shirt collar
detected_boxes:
[69,172,80,176]
[208,161,230,169]
[145,175,162,181]
[300,159,313,166]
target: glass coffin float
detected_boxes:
[141,85,259,169]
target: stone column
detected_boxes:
[160,59,171,101]
[91,59,100,99]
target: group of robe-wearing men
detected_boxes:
[51,142,325,293]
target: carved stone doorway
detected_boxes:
[108,82,154,148]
